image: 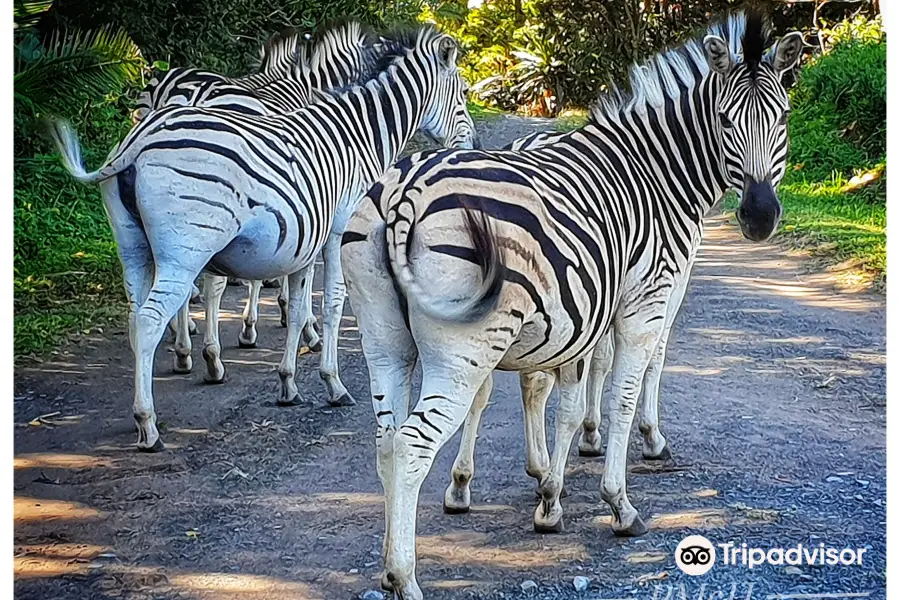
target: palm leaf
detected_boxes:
[14,26,145,115]
[13,0,53,29]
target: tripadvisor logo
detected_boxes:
[674,535,868,575]
[675,535,716,576]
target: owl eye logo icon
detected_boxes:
[675,535,716,575]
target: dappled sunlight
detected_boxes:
[469,503,516,513]
[14,542,111,579]
[15,497,103,523]
[663,365,726,376]
[650,508,728,529]
[222,358,281,368]
[417,531,588,568]
[14,555,94,579]
[243,492,383,515]
[759,336,827,344]
[427,578,483,590]
[169,571,324,599]
[15,453,115,470]
[692,273,881,312]
[847,351,886,365]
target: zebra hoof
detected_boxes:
[308,340,323,353]
[277,395,303,407]
[534,517,565,534]
[279,315,288,329]
[643,445,674,464]
[138,438,166,453]
[238,338,257,349]
[203,373,227,385]
[380,572,393,593]
[443,502,470,515]
[613,515,648,538]
[578,445,604,458]
[328,393,357,407]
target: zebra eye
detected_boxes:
[718,113,734,129]
[778,110,791,126]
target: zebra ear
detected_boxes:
[703,34,733,76]
[769,31,804,76]
[438,36,458,68]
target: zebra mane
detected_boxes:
[314,23,445,95]
[589,7,773,123]
[295,19,378,77]
[372,23,444,70]
[256,27,305,75]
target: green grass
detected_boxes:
[467,99,506,122]
[724,174,885,285]
[15,300,124,358]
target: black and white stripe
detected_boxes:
[49,25,478,455]
[341,9,803,599]
[152,21,382,377]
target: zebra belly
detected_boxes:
[206,220,312,281]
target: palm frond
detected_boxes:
[14,26,145,115]
[13,0,53,29]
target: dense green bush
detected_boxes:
[48,0,383,76]
[438,0,876,115]
[787,16,885,182]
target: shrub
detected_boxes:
[48,0,382,76]
[788,16,885,182]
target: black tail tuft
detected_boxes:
[458,200,506,321]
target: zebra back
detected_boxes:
[133,20,376,122]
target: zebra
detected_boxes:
[49,24,478,453]
[135,21,382,378]
[133,26,307,122]
[341,9,802,598]
[441,123,695,516]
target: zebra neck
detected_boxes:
[361,64,435,173]
[583,79,729,226]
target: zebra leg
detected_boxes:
[238,279,262,348]
[384,367,494,600]
[201,274,228,384]
[443,375,494,514]
[533,361,588,533]
[300,272,322,352]
[342,220,418,564]
[521,370,553,482]
[132,269,200,452]
[578,332,614,457]
[319,232,355,406]
[172,300,193,373]
[639,258,695,462]
[277,275,289,328]
[277,265,315,406]
[600,307,668,537]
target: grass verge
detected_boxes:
[724,175,885,289]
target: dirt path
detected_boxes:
[14,117,886,600]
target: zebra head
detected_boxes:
[704,13,803,242]
[419,33,479,150]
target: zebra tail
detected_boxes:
[388,201,505,322]
[46,118,115,184]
